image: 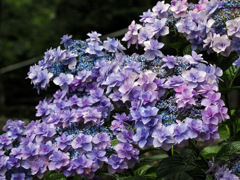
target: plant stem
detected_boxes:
[229,67,240,88]
[171,146,174,156]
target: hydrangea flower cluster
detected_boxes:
[174,0,240,66]
[206,155,240,179]
[126,0,240,69]
[0,1,231,179]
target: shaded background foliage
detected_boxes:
[0,0,157,126]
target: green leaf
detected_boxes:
[205,174,213,180]
[134,165,152,176]
[116,177,131,180]
[157,149,206,179]
[144,172,157,179]
[139,147,163,155]
[165,171,194,180]
[218,125,229,140]
[216,141,240,159]
[125,176,147,180]
[117,176,147,180]
[220,51,239,71]
[140,154,168,163]
[111,139,119,146]
[42,172,66,180]
[183,44,192,55]
[71,175,86,180]
[50,173,66,180]
[157,155,196,178]
[164,42,182,52]
[180,148,198,164]
[201,146,222,158]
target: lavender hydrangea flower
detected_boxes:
[114,143,139,160]
[170,0,188,18]
[48,151,69,171]
[226,17,240,37]
[55,133,72,151]
[85,42,104,56]
[71,133,92,153]
[87,150,108,168]
[103,37,126,52]
[144,39,164,60]
[152,1,170,18]
[27,65,53,92]
[53,73,74,91]
[72,155,93,175]
[61,51,78,70]
[60,34,73,48]
[107,155,128,174]
[92,133,111,150]
[151,18,169,38]
[0,151,8,176]
[122,20,142,48]
[162,55,178,69]
[86,31,102,42]
[211,34,231,54]
[182,68,206,87]
[11,173,25,180]
[233,57,240,71]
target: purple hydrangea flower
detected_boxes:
[152,1,170,18]
[233,57,240,71]
[0,151,8,176]
[162,55,178,69]
[0,134,12,149]
[175,84,196,108]
[72,155,93,175]
[55,133,72,151]
[103,37,126,52]
[92,133,111,150]
[201,105,219,125]
[39,141,54,155]
[151,18,169,38]
[201,92,221,107]
[114,143,139,160]
[87,150,108,168]
[211,34,231,54]
[122,20,142,48]
[107,155,128,174]
[152,124,175,151]
[60,34,73,48]
[182,68,206,88]
[48,151,70,171]
[117,129,134,143]
[27,65,53,92]
[11,173,25,180]
[87,31,102,42]
[85,42,104,56]
[226,17,240,37]
[144,39,164,60]
[53,73,74,87]
[132,127,152,149]
[170,0,188,18]
[71,133,92,153]
[61,51,78,70]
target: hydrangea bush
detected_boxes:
[1,0,240,180]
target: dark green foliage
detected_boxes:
[216,141,240,159]
[157,149,207,180]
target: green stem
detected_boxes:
[225,125,231,137]
[171,146,174,156]
[229,68,240,88]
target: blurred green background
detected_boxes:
[0,0,158,129]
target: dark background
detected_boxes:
[0,0,158,127]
